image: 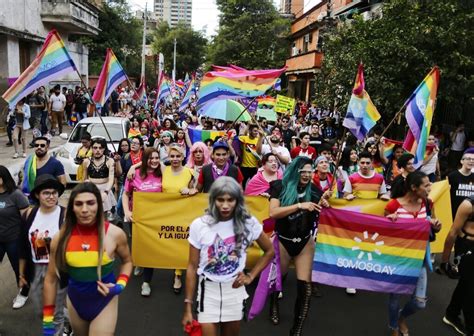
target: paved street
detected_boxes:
[0,130,465,336]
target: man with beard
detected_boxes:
[72,88,90,122]
[49,84,66,135]
[20,137,66,196]
[194,141,243,193]
[257,126,291,171]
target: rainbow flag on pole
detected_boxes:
[134,76,147,108]
[187,128,227,144]
[179,78,196,112]
[92,48,127,107]
[197,67,286,108]
[154,73,171,109]
[313,208,430,294]
[2,30,77,106]
[403,67,440,168]
[343,63,381,141]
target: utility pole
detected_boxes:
[140,3,147,81]
[172,38,177,83]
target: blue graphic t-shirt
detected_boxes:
[188,215,262,282]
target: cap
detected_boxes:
[30,174,65,201]
[213,141,229,151]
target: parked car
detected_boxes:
[53,117,130,183]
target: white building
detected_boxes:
[0,0,100,99]
[154,0,192,28]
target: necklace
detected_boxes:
[76,225,94,252]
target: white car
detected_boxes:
[53,117,130,183]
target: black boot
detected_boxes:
[290,280,312,336]
[269,291,280,325]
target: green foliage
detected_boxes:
[151,22,208,79]
[207,0,290,69]
[314,0,474,126]
[80,2,142,78]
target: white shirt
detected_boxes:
[29,206,61,264]
[188,215,262,282]
[261,143,291,170]
[50,93,66,111]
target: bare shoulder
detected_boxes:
[107,223,127,241]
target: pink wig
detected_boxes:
[186,141,211,168]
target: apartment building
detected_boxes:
[154,0,192,28]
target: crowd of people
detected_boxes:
[1,83,474,336]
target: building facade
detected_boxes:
[154,0,192,28]
[0,0,100,102]
[284,0,383,102]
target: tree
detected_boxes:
[314,0,474,130]
[151,22,208,80]
[79,2,142,78]
[207,0,290,70]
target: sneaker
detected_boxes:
[134,266,143,276]
[22,153,26,158]
[443,315,466,335]
[6,142,13,147]
[12,153,19,159]
[278,291,283,299]
[63,322,73,336]
[345,288,357,295]
[12,293,28,309]
[141,282,151,297]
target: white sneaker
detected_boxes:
[22,153,26,158]
[141,282,151,297]
[12,293,28,309]
[12,153,19,159]
[345,288,357,295]
[134,266,143,276]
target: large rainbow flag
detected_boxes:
[313,208,430,294]
[92,48,127,107]
[403,67,440,168]
[343,63,381,141]
[197,67,286,108]
[2,30,77,107]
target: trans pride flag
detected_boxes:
[92,48,127,107]
[2,30,77,106]
[343,63,381,141]
[403,67,440,168]
[197,67,286,108]
[313,208,430,294]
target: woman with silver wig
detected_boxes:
[182,177,274,335]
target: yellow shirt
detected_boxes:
[239,135,260,168]
[162,166,193,193]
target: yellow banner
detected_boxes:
[132,181,452,269]
[274,94,296,114]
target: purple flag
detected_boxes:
[248,235,282,320]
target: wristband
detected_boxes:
[184,298,193,304]
[109,273,129,296]
[43,305,55,335]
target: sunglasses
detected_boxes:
[34,144,47,148]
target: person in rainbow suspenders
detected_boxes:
[42,182,132,336]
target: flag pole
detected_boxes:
[376,100,410,143]
[228,97,270,146]
[75,69,117,153]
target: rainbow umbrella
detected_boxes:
[198,99,251,122]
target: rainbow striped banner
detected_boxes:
[92,49,127,107]
[403,67,440,168]
[343,63,381,141]
[197,67,286,108]
[187,128,227,144]
[2,30,77,107]
[313,208,430,294]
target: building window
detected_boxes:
[303,33,312,53]
[19,40,30,73]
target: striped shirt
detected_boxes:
[385,199,432,219]
[343,171,387,199]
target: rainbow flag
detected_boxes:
[134,76,147,108]
[128,128,141,139]
[21,154,37,195]
[343,63,381,141]
[2,30,77,107]
[154,73,171,110]
[197,67,286,108]
[403,67,440,168]
[313,208,430,294]
[178,78,196,112]
[92,49,127,107]
[383,138,404,158]
[187,128,226,144]
[257,96,276,108]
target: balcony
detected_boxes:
[41,0,100,35]
[285,50,323,74]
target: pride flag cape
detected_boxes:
[92,49,127,107]
[343,63,381,141]
[197,67,286,108]
[403,67,440,168]
[313,208,430,294]
[21,155,37,195]
[187,128,227,144]
[2,30,77,107]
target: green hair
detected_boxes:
[279,157,313,206]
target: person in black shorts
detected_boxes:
[269,157,329,335]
